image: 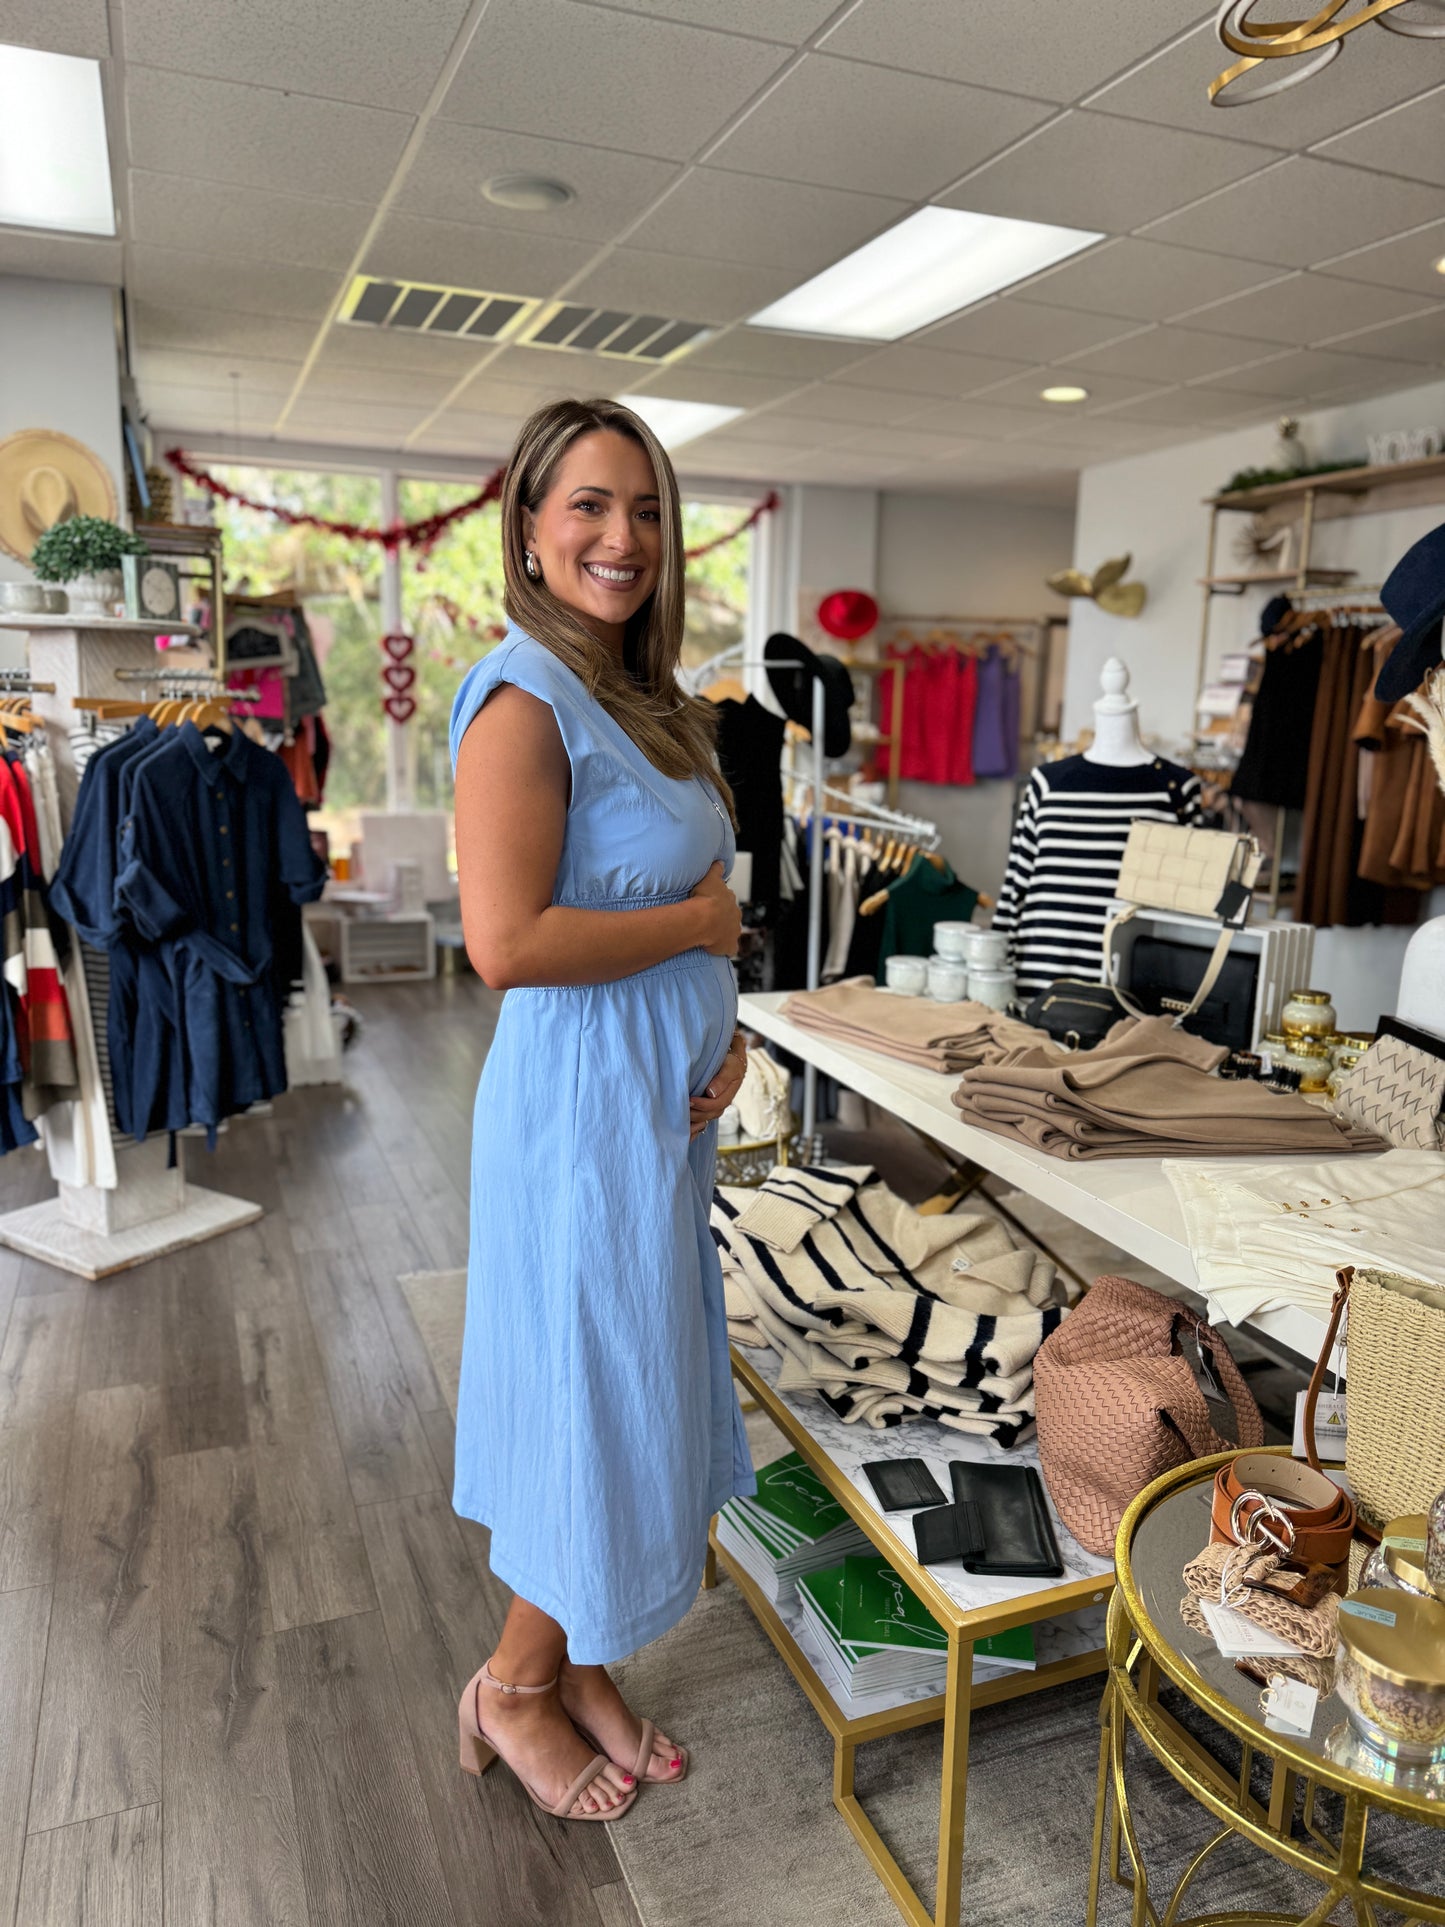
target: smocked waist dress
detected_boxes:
[448,630,756,1664]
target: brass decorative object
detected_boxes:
[1046,553,1148,619]
[1210,0,1445,107]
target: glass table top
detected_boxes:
[1128,1477,1445,1810]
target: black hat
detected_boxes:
[763,632,855,758]
[1376,519,1445,702]
[1259,594,1292,637]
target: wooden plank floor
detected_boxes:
[0,974,641,1927]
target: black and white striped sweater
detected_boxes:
[991,754,1201,998]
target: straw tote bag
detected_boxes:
[1304,1266,1445,1534]
[1034,1274,1263,1558]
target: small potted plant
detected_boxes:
[29,516,149,617]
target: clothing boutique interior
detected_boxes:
[6,3,1445,1925]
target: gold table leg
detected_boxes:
[702,1528,718,1591]
[934,1631,974,1927]
[1086,1680,1114,1927]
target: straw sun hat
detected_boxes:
[0,428,118,563]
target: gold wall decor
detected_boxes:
[1046,553,1147,619]
[1210,0,1445,106]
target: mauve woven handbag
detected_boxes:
[1033,1274,1263,1558]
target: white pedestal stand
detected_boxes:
[0,618,262,1279]
[1397,912,1445,1032]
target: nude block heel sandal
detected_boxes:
[575,1715,689,1785]
[458,1663,638,1823]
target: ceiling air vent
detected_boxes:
[339,275,537,341]
[519,302,710,364]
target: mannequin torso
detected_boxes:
[1083,656,1152,767]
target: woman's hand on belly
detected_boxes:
[688,1031,747,1140]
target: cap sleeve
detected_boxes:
[449,635,588,788]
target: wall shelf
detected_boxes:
[1199,568,1355,594]
[1205,451,1445,513]
[0,613,202,635]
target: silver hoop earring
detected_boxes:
[524,550,540,580]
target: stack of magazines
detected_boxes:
[798,1553,1036,1699]
[715,1451,871,1602]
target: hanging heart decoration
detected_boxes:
[382,663,416,693]
[381,631,415,662]
[384,693,417,723]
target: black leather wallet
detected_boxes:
[949,1464,1064,1577]
[914,1501,978,1566]
[863,1458,947,1513]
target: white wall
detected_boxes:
[1065,374,1445,1013]
[0,277,124,667]
[878,490,1076,894]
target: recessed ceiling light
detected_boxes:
[746,207,1103,343]
[482,174,575,212]
[617,395,742,449]
[0,43,114,235]
[1041,385,1089,403]
[1435,254,1445,276]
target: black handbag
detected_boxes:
[1121,935,1260,1052]
[1024,980,1125,1051]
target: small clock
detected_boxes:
[122,554,182,622]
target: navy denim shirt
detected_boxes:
[114,724,326,1134]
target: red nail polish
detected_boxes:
[670,1758,681,1768]
[624,1773,635,1783]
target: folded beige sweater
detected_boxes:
[780,977,1042,1071]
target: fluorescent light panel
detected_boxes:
[619,395,742,449]
[748,207,1103,342]
[0,44,114,236]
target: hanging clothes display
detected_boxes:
[972,643,1021,781]
[878,635,1023,786]
[1231,611,1324,810]
[876,853,979,968]
[0,733,77,1152]
[51,718,325,1141]
[992,755,1201,997]
[712,695,786,916]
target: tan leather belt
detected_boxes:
[1210,1453,1355,1570]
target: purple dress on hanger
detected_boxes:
[972,646,1019,781]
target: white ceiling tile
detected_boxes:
[0,230,121,284]
[765,384,916,425]
[595,0,841,41]
[681,433,809,469]
[133,347,303,394]
[138,383,285,430]
[620,366,800,408]
[834,425,973,460]
[1190,345,1421,398]
[563,248,796,325]
[891,398,1049,438]
[706,56,1052,199]
[0,0,108,55]
[130,301,319,363]
[1022,236,1284,320]
[395,122,678,242]
[448,374,582,417]
[122,0,473,111]
[1099,387,1271,427]
[794,450,912,483]
[286,396,437,436]
[318,323,497,377]
[125,67,410,203]
[1066,324,1282,382]
[626,170,907,273]
[1324,309,1445,366]
[719,413,860,446]
[1321,220,1445,298]
[1316,83,1445,188]
[484,344,661,395]
[819,0,1212,103]
[126,245,341,321]
[408,411,520,456]
[683,329,871,379]
[299,355,459,406]
[1175,270,1438,344]
[836,345,1029,397]
[362,213,597,297]
[441,0,787,159]
[921,299,1147,363]
[1088,17,1444,149]
[1142,156,1445,268]
[1012,416,1182,452]
[129,171,371,270]
[942,109,1275,232]
[971,366,1164,410]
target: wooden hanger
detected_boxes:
[700,674,748,705]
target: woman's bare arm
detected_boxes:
[455,683,739,990]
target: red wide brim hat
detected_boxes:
[816,588,878,642]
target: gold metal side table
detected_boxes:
[1088,1452,1445,1927]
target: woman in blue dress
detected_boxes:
[450,398,756,1823]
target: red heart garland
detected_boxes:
[382,663,416,693]
[383,694,417,723]
[382,632,415,662]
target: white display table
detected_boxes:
[736,991,1333,1366]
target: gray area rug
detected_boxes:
[403,1270,1439,1927]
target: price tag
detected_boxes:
[1261,1675,1318,1736]
[1293,1389,1347,1461]
[1384,1535,1426,1552]
[1341,1599,1396,1627]
[1199,1600,1307,1659]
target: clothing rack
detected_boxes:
[0,673,57,694]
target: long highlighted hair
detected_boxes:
[500,397,735,821]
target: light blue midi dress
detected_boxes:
[449,628,757,1664]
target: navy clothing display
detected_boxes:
[52,720,325,1140]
